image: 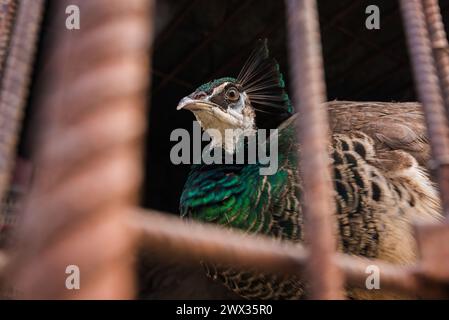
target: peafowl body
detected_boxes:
[177,41,442,299]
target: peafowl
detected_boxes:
[177,40,442,299]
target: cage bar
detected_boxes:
[421,0,449,220]
[0,0,17,77]
[400,0,449,218]
[2,0,154,299]
[285,0,343,299]
[0,0,43,202]
[133,209,449,298]
[422,0,449,116]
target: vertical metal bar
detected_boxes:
[0,0,43,205]
[422,0,449,118]
[399,0,449,218]
[422,1,449,218]
[0,0,17,78]
[285,0,343,299]
[4,0,154,298]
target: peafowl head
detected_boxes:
[177,39,293,153]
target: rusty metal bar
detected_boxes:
[1,208,447,298]
[3,0,153,299]
[0,0,17,77]
[0,248,7,265]
[0,0,43,204]
[285,0,343,299]
[422,0,449,131]
[399,0,449,218]
[0,249,7,292]
[133,210,448,298]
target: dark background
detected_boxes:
[143,0,449,214]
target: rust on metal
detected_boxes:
[2,207,449,298]
[3,0,154,299]
[0,0,17,78]
[421,0,449,220]
[133,210,449,298]
[0,0,43,203]
[285,0,343,299]
[399,0,449,218]
[415,223,449,283]
[422,0,449,116]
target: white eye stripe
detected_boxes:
[211,82,230,96]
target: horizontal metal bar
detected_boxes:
[1,210,446,298]
[131,209,447,298]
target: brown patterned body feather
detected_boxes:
[203,101,441,300]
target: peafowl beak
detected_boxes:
[176,97,216,111]
[176,91,252,134]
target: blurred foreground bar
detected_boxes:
[133,210,449,298]
[3,0,154,299]
[0,0,43,206]
[285,0,343,299]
